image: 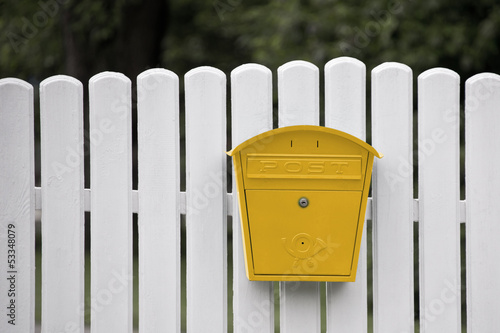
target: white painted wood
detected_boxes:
[278,60,319,127]
[35,187,236,216]
[35,189,464,223]
[185,67,227,332]
[35,189,468,223]
[40,76,85,333]
[460,200,466,224]
[137,69,181,332]
[325,57,366,140]
[89,72,133,333]
[0,79,35,333]
[324,57,368,332]
[6,61,500,333]
[371,63,414,333]
[278,60,321,332]
[418,68,461,333]
[231,63,274,332]
[465,73,500,332]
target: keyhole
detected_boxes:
[298,197,309,208]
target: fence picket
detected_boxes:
[0,79,35,333]
[185,67,227,332]
[465,73,500,331]
[418,69,461,332]
[231,64,274,332]
[89,72,133,333]
[40,76,85,332]
[324,57,368,332]
[5,58,500,333]
[371,63,414,333]
[137,69,181,332]
[278,60,321,332]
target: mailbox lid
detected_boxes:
[230,126,378,191]
[246,189,362,276]
[227,125,383,159]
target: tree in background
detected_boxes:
[1,0,500,81]
[177,0,500,79]
[1,0,167,82]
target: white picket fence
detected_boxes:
[1,57,499,333]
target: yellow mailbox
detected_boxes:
[228,125,382,282]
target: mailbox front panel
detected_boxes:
[246,190,362,276]
[228,125,382,282]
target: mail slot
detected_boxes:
[227,125,382,282]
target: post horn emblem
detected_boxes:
[282,233,327,268]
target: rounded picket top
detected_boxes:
[417,67,460,127]
[184,66,226,122]
[418,67,459,82]
[230,63,272,97]
[89,71,131,88]
[231,63,272,80]
[324,56,366,139]
[39,75,83,139]
[184,67,226,116]
[137,68,179,105]
[39,76,83,118]
[185,66,226,83]
[279,59,319,71]
[418,67,460,131]
[465,73,500,116]
[138,68,179,84]
[0,77,33,91]
[372,61,412,78]
[40,75,83,90]
[89,71,131,122]
[0,78,34,126]
[230,63,273,146]
[0,78,34,113]
[466,72,500,86]
[278,60,320,127]
[0,77,34,149]
[278,59,319,77]
[325,56,365,72]
[465,72,500,95]
[371,62,413,120]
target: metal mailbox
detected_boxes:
[227,125,382,282]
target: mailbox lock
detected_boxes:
[298,197,309,208]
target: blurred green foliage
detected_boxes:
[1,0,499,81]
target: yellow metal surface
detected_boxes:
[248,190,362,276]
[228,125,382,282]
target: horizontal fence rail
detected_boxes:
[1,57,499,333]
[32,188,468,222]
